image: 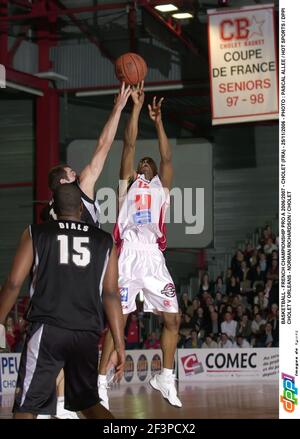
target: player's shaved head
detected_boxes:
[53,184,82,217]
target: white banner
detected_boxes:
[0,354,20,394]
[279,1,300,419]
[208,4,278,125]
[178,348,278,381]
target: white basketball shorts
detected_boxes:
[118,241,178,315]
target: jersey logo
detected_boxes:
[119,287,129,303]
[133,191,152,225]
[161,283,176,298]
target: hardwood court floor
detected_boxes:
[0,381,278,419]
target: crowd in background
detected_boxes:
[1,225,279,353]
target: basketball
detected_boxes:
[115,52,148,86]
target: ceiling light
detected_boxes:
[172,12,193,19]
[154,4,178,12]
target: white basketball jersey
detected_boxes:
[113,174,169,251]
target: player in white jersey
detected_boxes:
[98,83,182,408]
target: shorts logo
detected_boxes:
[163,300,171,308]
[161,283,176,298]
[181,354,204,376]
[119,287,128,303]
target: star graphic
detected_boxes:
[247,15,265,39]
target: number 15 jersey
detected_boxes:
[27,220,113,332]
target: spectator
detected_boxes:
[125,313,141,349]
[221,312,237,340]
[256,323,274,347]
[214,276,225,296]
[233,335,251,348]
[258,252,267,275]
[191,307,207,335]
[202,334,218,349]
[207,311,220,337]
[251,265,265,289]
[266,259,279,284]
[214,292,223,311]
[184,329,202,348]
[5,316,17,352]
[218,333,233,349]
[251,313,266,336]
[179,292,191,314]
[144,331,160,349]
[236,314,252,341]
[226,275,240,296]
[198,273,212,296]
[187,298,200,319]
[268,304,279,346]
[264,237,278,255]
[231,249,245,275]
[254,289,269,310]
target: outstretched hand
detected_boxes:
[148,96,164,124]
[114,82,132,110]
[131,81,145,110]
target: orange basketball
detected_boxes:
[115,52,148,86]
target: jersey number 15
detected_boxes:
[57,235,91,267]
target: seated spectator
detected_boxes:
[266,259,279,284]
[254,288,269,310]
[235,304,246,322]
[233,335,251,348]
[218,333,233,349]
[180,313,194,332]
[125,313,141,350]
[251,312,266,335]
[264,237,278,255]
[184,329,202,348]
[186,297,200,319]
[13,315,27,353]
[244,242,254,264]
[144,331,160,349]
[5,316,17,352]
[267,303,279,346]
[198,272,212,296]
[256,322,274,347]
[214,276,226,296]
[179,292,192,314]
[207,311,220,336]
[214,292,223,311]
[226,275,240,296]
[202,334,218,349]
[236,314,252,341]
[236,260,250,283]
[250,265,265,289]
[258,252,267,275]
[231,249,245,275]
[191,307,207,335]
[221,312,237,340]
[225,268,233,292]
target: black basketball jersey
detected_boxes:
[42,181,100,228]
[27,220,113,331]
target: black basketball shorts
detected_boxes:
[13,322,100,415]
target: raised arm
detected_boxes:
[79,83,132,199]
[102,243,125,382]
[148,96,173,190]
[120,82,144,182]
[0,228,33,324]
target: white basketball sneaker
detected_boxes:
[98,376,109,410]
[55,399,79,419]
[150,373,182,408]
[36,414,51,419]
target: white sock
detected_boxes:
[162,368,173,377]
[57,396,64,405]
[98,374,107,384]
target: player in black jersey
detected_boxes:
[39,82,131,418]
[0,184,125,419]
[42,81,132,227]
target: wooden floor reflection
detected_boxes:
[0,381,278,419]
